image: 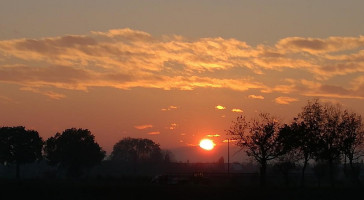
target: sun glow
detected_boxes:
[199,139,215,150]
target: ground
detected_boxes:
[1,178,364,200]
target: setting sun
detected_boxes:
[199,139,215,151]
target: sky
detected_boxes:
[1,0,364,162]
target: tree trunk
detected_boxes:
[300,158,308,187]
[348,156,360,185]
[260,160,267,187]
[16,162,20,180]
[328,159,335,187]
[349,157,354,182]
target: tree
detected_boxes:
[110,137,163,164]
[161,150,175,163]
[217,156,225,170]
[227,113,286,186]
[110,137,163,175]
[296,99,364,185]
[340,110,364,169]
[273,154,297,186]
[318,103,344,185]
[280,120,316,187]
[339,109,364,183]
[43,128,105,177]
[293,98,324,186]
[296,99,343,185]
[0,126,43,179]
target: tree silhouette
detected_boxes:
[273,154,297,186]
[287,99,325,186]
[217,156,225,170]
[110,137,163,163]
[340,110,364,175]
[0,126,43,179]
[110,137,163,175]
[295,99,364,185]
[43,128,105,177]
[162,150,175,163]
[280,120,316,187]
[227,113,286,186]
[318,103,345,185]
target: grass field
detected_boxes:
[1,178,364,200]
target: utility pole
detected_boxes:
[228,138,230,175]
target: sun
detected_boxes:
[199,139,215,150]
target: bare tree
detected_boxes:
[340,110,364,168]
[296,99,340,185]
[227,113,285,186]
[319,104,344,181]
[279,121,307,185]
[340,109,364,183]
[297,99,364,185]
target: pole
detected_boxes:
[228,138,230,175]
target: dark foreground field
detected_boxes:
[1,178,364,200]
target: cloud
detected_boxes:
[215,105,226,110]
[275,97,299,104]
[0,95,12,103]
[231,108,243,113]
[147,131,160,135]
[271,79,297,94]
[248,95,264,100]
[169,123,177,130]
[91,28,152,41]
[134,124,153,130]
[207,134,220,137]
[20,87,66,100]
[277,36,364,54]
[276,79,364,100]
[161,105,178,111]
[320,85,351,96]
[1,28,364,100]
[0,28,267,97]
[222,139,238,143]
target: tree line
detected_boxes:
[227,98,364,186]
[1,98,363,186]
[0,127,167,179]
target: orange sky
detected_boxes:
[1,0,364,162]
